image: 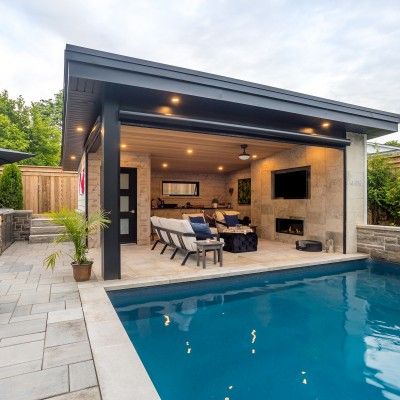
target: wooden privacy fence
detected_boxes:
[0,166,78,214]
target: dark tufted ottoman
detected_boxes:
[220,232,258,253]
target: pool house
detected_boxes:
[62,44,400,281]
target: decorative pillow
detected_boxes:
[190,222,213,240]
[224,214,239,227]
[189,216,206,224]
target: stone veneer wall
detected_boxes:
[0,210,32,254]
[86,150,152,247]
[251,145,344,251]
[12,210,32,241]
[345,132,367,253]
[357,225,400,262]
[87,149,101,248]
[0,211,13,254]
[151,171,228,207]
[226,168,251,218]
[121,152,151,245]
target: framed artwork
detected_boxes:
[238,178,251,205]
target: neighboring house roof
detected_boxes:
[367,143,400,155]
[63,44,400,170]
[0,148,33,165]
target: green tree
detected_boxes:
[0,114,29,151]
[0,89,62,166]
[386,176,400,224]
[24,105,61,166]
[0,164,23,209]
[385,140,400,147]
[32,90,63,130]
[367,154,396,224]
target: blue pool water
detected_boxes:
[108,260,400,400]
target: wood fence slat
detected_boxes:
[0,166,78,213]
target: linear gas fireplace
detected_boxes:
[276,218,304,236]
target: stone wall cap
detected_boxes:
[0,208,14,215]
[357,224,400,232]
[12,210,33,214]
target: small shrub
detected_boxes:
[0,164,23,209]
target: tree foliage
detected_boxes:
[367,154,400,225]
[0,90,62,166]
[0,164,23,209]
[385,140,400,147]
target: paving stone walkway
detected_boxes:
[0,241,101,400]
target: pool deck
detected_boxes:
[0,240,369,400]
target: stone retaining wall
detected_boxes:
[357,224,400,262]
[0,210,13,254]
[0,209,32,254]
[12,210,32,241]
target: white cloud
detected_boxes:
[0,0,398,140]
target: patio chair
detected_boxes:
[150,216,173,254]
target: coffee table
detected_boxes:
[195,240,224,269]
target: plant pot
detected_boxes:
[71,262,93,282]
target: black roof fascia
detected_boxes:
[119,110,351,149]
[65,44,400,134]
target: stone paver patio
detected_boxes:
[0,241,100,400]
[0,240,369,400]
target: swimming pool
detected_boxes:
[108,260,400,400]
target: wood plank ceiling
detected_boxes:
[121,125,296,173]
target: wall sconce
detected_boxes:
[229,188,234,196]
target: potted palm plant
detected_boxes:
[43,209,110,282]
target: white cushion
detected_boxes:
[151,216,169,243]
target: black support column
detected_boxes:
[101,86,121,280]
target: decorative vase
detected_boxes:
[212,202,218,208]
[71,261,93,282]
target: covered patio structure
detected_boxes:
[62,45,400,280]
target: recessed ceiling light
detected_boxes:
[252,154,258,159]
[162,163,168,168]
[322,122,330,128]
[70,155,76,160]
[76,127,84,132]
[218,166,224,171]
[186,149,193,154]
[171,96,180,104]
[301,127,315,134]
[120,144,127,149]
[157,106,173,116]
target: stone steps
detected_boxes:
[29,217,67,244]
[29,233,65,244]
[30,225,65,235]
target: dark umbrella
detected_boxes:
[0,148,33,165]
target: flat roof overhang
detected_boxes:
[62,44,400,170]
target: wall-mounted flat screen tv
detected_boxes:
[272,166,310,199]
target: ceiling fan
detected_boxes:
[238,144,250,160]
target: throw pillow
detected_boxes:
[190,222,213,240]
[189,216,206,224]
[224,214,239,227]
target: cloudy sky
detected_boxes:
[1,0,399,141]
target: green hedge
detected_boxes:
[0,164,23,209]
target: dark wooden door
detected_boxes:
[119,168,137,244]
